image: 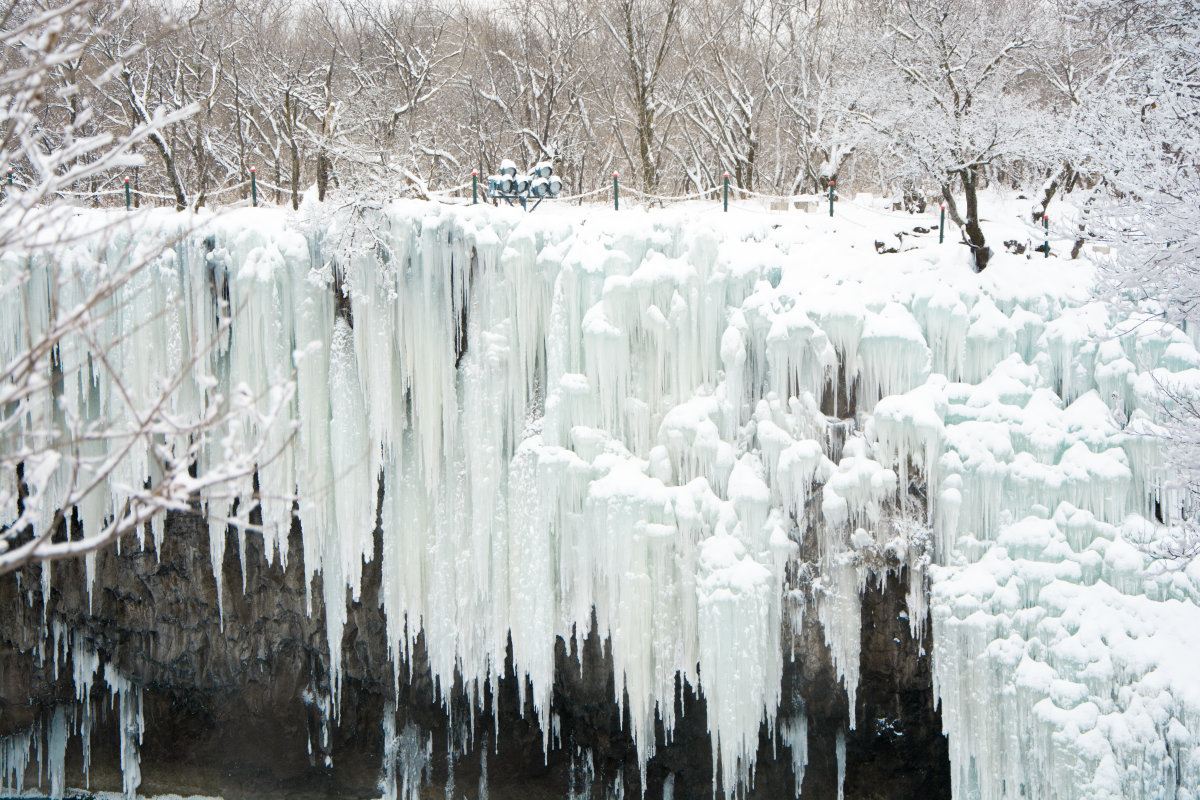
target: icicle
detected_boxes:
[856,303,930,410]
[402,725,431,800]
[819,557,861,730]
[0,727,33,795]
[151,512,165,560]
[479,734,489,800]
[47,706,66,800]
[381,704,398,800]
[70,633,100,786]
[84,551,96,613]
[836,727,846,800]
[781,707,808,798]
[237,525,248,595]
[208,516,227,627]
[720,318,748,439]
[104,665,143,800]
[905,537,930,643]
[696,533,783,798]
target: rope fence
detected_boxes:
[2,169,939,221]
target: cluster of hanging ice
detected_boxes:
[919,311,1200,799]
[0,621,142,798]
[3,198,1200,799]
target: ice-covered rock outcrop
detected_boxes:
[2,200,1198,799]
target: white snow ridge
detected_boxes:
[3,198,1199,800]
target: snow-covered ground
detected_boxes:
[2,192,1198,799]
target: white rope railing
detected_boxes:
[4,172,924,218]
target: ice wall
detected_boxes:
[3,200,1199,799]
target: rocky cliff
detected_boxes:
[0,511,948,799]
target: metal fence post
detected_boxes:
[723,172,729,212]
[1044,216,1049,258]
[250,167,257,207]
[124,177,130,210]
[940,204,946,243]
[828,179,835,217]
[613,172,619,211]
[472,171,478,204]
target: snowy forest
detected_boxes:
[2,1,1200,799]
[0,0,1191,214]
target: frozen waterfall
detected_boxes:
[1,199,1199,800]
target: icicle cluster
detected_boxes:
[0,622,142,799]
[4,201,1199,800]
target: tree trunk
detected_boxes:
[317,55,335,202]
[284,90,301,210]
[317,154,330,202]
[192,134,208,212]
[960,167,991,272]
[233,70,248,201]
[1033,161,1075,223]
[125,71,186,211]
[290,139,300,211]
[1070,183,1103,259]
[940,184,964,227]
[156,141,187,212]
[635,86,657,192]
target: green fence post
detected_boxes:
[613,172,619,211]
[1044,215,1049,258]
[723,172,729,212]
[250,167,257,207]
[472,171,479,204]
[124,177,130,211]
[828,179,835,217]
[939,204,946,244]
[6,169,11,187]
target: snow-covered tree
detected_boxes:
[675,0,776,191]
[0,0,292,573]
[1091,0,1200,561]
[460,0,600,189]
[598,0,685,191]
[764,0,877,194]
[869,0,1047,271]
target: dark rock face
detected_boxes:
[0,511,949,799]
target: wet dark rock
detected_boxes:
[0,511,950,800]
